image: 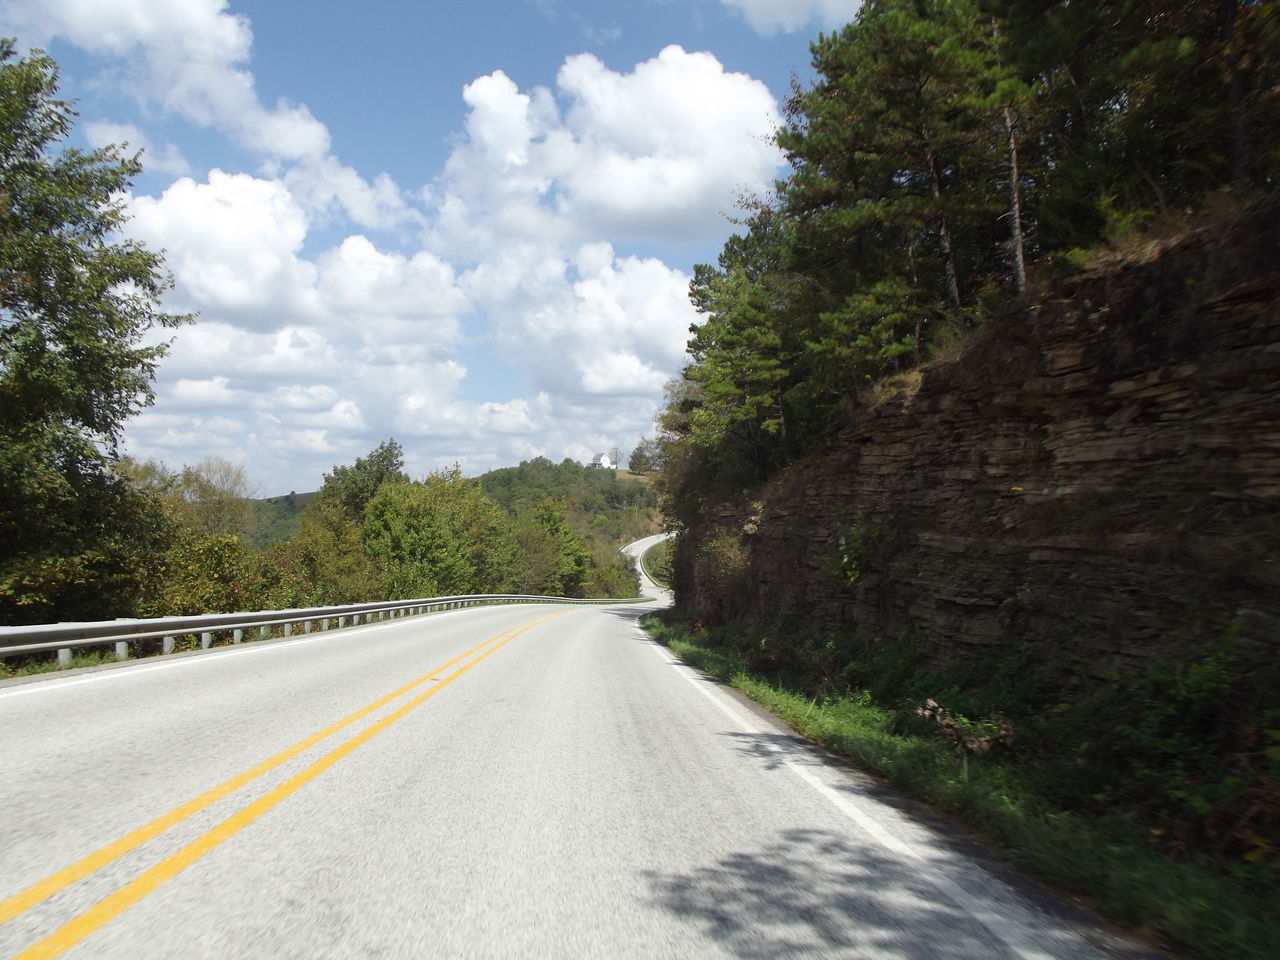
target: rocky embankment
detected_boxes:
[675,205,1279,679]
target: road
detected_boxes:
[1,545,1156,959]
[622,532,672,603]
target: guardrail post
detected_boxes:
[304,620,312,634]
[163,636,175,655]
[58,648,71,668]
[321,618,329,631]
[201,632,213,650]
[233,628,243,644]
[283,623,293,638]
[115,641,128,661]
[259,626,270,641]
[338,615,347,629]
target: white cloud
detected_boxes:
[406,44,775,464]
[263,384,339,412]
[84,120,191,176]
[315,236,469,322]
[719,0,863,35]
[283,157,419,232]
[551,46,780,236]
[435,46,781,250]
[169,376,241,408]
[2,0,324,155]
[5,4,784,491]
[462,71,539,169]
[128,171,319,323]
[3,0,413,228]
[464,241,696,400]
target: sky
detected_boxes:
[0,0,864,495]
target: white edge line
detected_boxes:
[646,636,1065,960]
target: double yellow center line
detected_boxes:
[3,609,566,960]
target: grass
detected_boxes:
[640,538,672,588]
[641,613,1280,960]
[2,648,125,677]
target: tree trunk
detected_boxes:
[1004,105,1028,293]
[926,145,963,308]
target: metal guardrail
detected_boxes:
[0,593,651,668]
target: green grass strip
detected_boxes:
[643,616,1279,960]
[639,539,672,588]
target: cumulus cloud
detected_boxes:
[437,45,781,248]
[553,46,780,235]
[719,0,863,35]
[3,0,413,228]
[84,120,191,176]
[463,240,696,401]
[315,236,469,322]
[421,44,776,437]
[128,171,319,322]
[5,3,788,489]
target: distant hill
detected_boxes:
[249,490,317,550]
[476,457,659,547]
[246,460,660,555]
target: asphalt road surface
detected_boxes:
[0,538,1158,959]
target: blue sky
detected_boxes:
[1,0,863,494]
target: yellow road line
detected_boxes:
[0,610,560,927]
[13,610,563,960]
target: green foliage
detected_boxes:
[831,511,884,585]
[627,436,661,473]
[363,465,522,599]
[655,1,1280,527]
[644,612,1280,960]
[264,496,381,606]
[247,493,308,551]
[144,533,267,617]
[0,41,191,623]
[640,539,672,588]
[581,542,640,599]
[510,498,590,596]
[117,456,258,541]
[316,438,408,524]
[477,456,652,597]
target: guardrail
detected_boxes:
[0,593,651,668]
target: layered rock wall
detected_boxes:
[676,207,1280,677]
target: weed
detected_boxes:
[2,648,123,677]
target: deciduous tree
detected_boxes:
[0,41,191,623]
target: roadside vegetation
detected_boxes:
[640,539,672,588]
[640,7,1279,955]
[643,612,1279,960]
[3,443,653,675]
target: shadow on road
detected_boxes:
[643,827,1034,959]
[642,825,1161,960]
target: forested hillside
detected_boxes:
[477,456,657,542]
[2,438,645,629]
[656,0,1278,520]
[651,4,1279,957]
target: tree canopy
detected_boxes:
[0,40,191,623]
[655,0,1279,525]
